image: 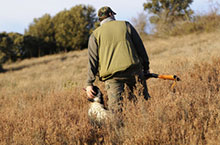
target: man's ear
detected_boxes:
[109,12,113,17]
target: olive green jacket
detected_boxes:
[87,18,149,86]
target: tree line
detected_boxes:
[0,5,97,66]
[2,0,217,72]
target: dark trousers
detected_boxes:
[104,65,150,113]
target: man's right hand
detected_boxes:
[86,86,96,99]
[144,70,151,79]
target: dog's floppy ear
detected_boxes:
[93,86,99,95]
[94,86,104,104]
[87,86,100,102]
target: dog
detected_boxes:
[87,86,111,126]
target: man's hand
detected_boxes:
[144,70,150,79]
[86,86,96,99]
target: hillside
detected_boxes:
[1,31,219,96]
[0,31,220,144]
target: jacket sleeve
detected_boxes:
[87,34,99,86]
[126,22,150,72]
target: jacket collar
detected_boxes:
[100,17,115,25]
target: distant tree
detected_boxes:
[8,32,24,59]
[144,0,194,24]
[0,32,15,63]
[131,12,148,35]
[0,5,97,62]
[25,14,56,56]
[53,5,96,51]
[22,35,41,58]
[0,32,23,63]
[0,32,10,63]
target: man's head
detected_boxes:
[98,6,116,21]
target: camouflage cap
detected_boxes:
[98,6,116,18]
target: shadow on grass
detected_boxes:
[0,65,6,73]
[0,54,78,73]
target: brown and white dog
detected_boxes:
[87,86,111,126]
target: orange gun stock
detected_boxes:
[146,73,181,89]
[146,73,180,81]
[158,75,180,81]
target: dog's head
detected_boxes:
[87,86,104,104]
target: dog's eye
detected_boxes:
[88,98,94,102]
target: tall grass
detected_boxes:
[0,57,220,144]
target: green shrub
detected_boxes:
[53,5,96,51]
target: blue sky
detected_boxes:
[0,0,214,34]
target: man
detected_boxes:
[86,6,150,113]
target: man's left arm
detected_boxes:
[86,34,99,98]
[126,22,150,75]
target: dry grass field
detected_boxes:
[0,30,220,144]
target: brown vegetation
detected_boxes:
[0,27,220,144]
[151,7,220,37]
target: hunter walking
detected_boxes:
[86,6,150,114]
